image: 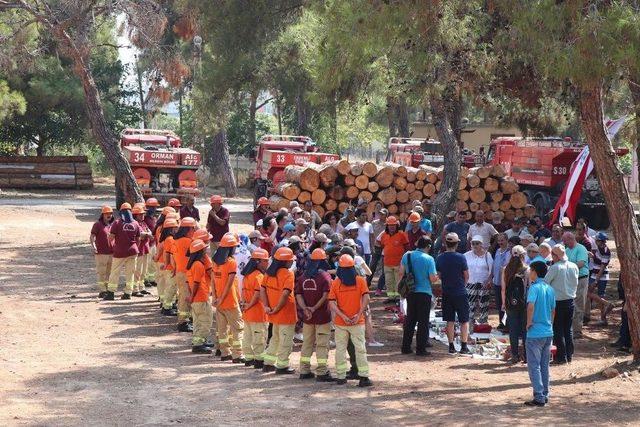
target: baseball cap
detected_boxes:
[521,233,534,241]
[379,208,389,216]
[471,235,483,243]
[314,233,328,243]
[447,211,457,219]
[414,206,424,214]
[283,223,295,232]
[526,243,540,252]
[344,238,357,247]
[248,230,262,239]
[295,218,308,226]
[345,222,359,231]
[256,219,263,228]
[596,232,608,241]
[445,232,460,243]
[511,245,526,256]
[288,235,302,244]
[292,207,303,214]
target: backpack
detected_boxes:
[398,252,416,298]
[505,272,526,311]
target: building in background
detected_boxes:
[412,120,522,154]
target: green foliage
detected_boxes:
[0,80,26,123]
[227,110,276,156]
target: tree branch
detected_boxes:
[255,98,273,110]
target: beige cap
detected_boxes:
[291,207,303,214]
[288,235,302,244]
[526,243,540,252]
[471,235,484,243]
[248,230,262,239]
[511,245,526,257]
[445,232,460,243]
[314,233,328,243]
[295,218,308,226]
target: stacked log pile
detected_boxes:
[270,160,529,221]
[0,156,93,189]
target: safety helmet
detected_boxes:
[189,239,207,253]
[338,254,355,268]
[161,206,176,216]
[145,197,160,207]
[132,206,145,215]
[120,202,132,211]
[310,248,327,260]
[101,206,113,214]
[210,195,223,204]
[385,216,399,226]
[274,247,295,261]
[251,248,270,260]
[168,198,182,207]
[179,217,197,228]
[220,234,239,248]
[193,229,213,243]
[133,202,146,210]
[164,218,179,228]
[408,212,421,223]
[257,197,270,206]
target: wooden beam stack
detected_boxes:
[0,156,94,190]
[271,161,528,221]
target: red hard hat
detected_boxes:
[310,248,327,260]
[193,229,213,243]
[145,197,160,207]
[210,195,223,204]
[385,216,399,226]
[179,217,197,228]
[189,239,207,253]
[274,247,295,261]
[101,206,113,214]
[168,198,182,207]
[220,234,239,248]
[257,197,270,206]
[120,202,132,211]
[408,212,421,223]
[251,248,270,260]
[338,254,355,268]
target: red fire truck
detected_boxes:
[387,137,483,168]
[120,128,201,204]
[485,137,628,228]
[253,135,340,203]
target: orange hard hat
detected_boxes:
[133,202,146,210]
[168,198,182,207]
[179,217,197,228]
[210,195,223,204]
[189,239,207,253]
[120,202,132,210]
[132,206,144,215]
[220,234,239,248]
[408,212,421,223]
[101,206,113,214]
[257,197,270,206]
[385,216,399,226]
[224,231,239,241]
[338,254,355,268]
[164,218,179,228]
[162,206,176,216]
[310,248,327,260]
[274,247,295,261]
[251,248,270,260]
[193,229,213,243]
[145,197,160,207]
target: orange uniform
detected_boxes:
[242,270,266,323]
[163,235,175,271]
[329,276,369,327]
[172,237,192,273]
[188,258,212,303]
[262,268,297,325]
[380,231,409,266]
[212,258,239,310]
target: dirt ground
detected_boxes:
[1,183,640,426]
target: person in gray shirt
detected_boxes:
[544,244,579,364]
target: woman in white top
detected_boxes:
[464,235,494,324]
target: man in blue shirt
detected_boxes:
[563,232,590,337]
[398,236,438,357]
[444,211,470,253]
[525,261,556,407]
[492,233,511,329]
[436,233,471,354]
[404,206,433,236]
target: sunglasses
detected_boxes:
[472,242,482,246]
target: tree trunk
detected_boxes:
[276,96,283,135]
[629,78,640,192]
[296,88,309,135]
[135,57,148,129]
[211,129,238,197]
[429,94,461,237]
[398,96,410,138]
[36,136,45,156]
[248,91,258,147]
[386,95,398,137]
[328,94,338,148]
[448,91,464,147]
[579,83,640,360]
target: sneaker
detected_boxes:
[275,367,296,375]
[220,355,233,361]
[177,322,193,333]
[401,348,413,355]
[244,360,255,367]
[367,340,385,348]
[253,360,264,369]
[448,343,456,354]
[121,293,131,300]
[161,308,178,316]
[346,370,360,380]
[192,345,213,354]
[358,377,373,387]
[316,373,336,382]
[299,372,315,380]
[293,333,304,342]
[335,378,347,385]
[524,400,545,407]
[415,350,431,357]
[262,365,276,372]
[458,345,472,355]
[140,290,151,295]
[131,291,143,297]
[232,357,246,364]
[98,291,108,299]
[103,291,115,300]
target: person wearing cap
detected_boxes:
[179,195,200,222]
[433,210,457,254]
[369,208,388,292]
[143,198,160,287]
[421,199,436,225]
[291,206,304,222]
[247,230,263,252]
[339,207,356,231]
[491,211,509,233]
[501,245,529,362]
[329,254,373,387]
[293,217,310,241]
[544,244,578,364]
[309,232,329,252]
[399,236,438,356]
[156,216,179,315]
[464,235,494,325]
[278,222,296,247]
[106,203,142,300]
[91,206,115,299]
[170,217,198,332]
[525,243,546,266]
[253,197,271,226]
[586,232,614,326]
[240,248,269,368]
[562,231,589,337]
[520,234,534,249]
[436,232,471,354]
[524,260,555,407]
[505,217,527,240]
[186,239,214,354]
[404,206,433,236]
[207,195,230,253]
[467,211,498,251]
[539,243,552,264]
[168,198,182,212]
[527,219,549,245]
[303,200,322,230]
[444,211,470,254]
[212,234,244,363]
[543,224,563,247]
[259,216,278,254]
[407,212,428,250]
[132,206,153,297]
[260,247,298,374]
[379,216,410,302]
[295,248,335,381]
[344,223,365,255]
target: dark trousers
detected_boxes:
[368,248,384,290]
[493,285,505,325]
[620,309,632,347]
[553,299,574,363]
[507,308,526,358]
[402,292,432,352]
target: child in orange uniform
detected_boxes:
[170,217,197,332]
[132,205,152,297]
[240,248,269,368]
[329,254,373,387]
[153,206,176,308]
[187,239,214,354]
[157,216,179,316]
[212,234,244,363]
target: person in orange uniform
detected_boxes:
[212,234,244,362]
[132,205,152,297]
[157,216,179,316]
[143,197,160,287]
[170,216,197,332]
[91,206,114,299]
[329,254,373,387]
[240,248,269,368]
[379,215,409,302]
[153,206,176,310]
[187,238,214,354]
[107,203,141,300]
[260,247,297,374]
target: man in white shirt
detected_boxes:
[467,210,498,250]
[352,209,374,265]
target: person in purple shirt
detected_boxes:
[180,195,200,222]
